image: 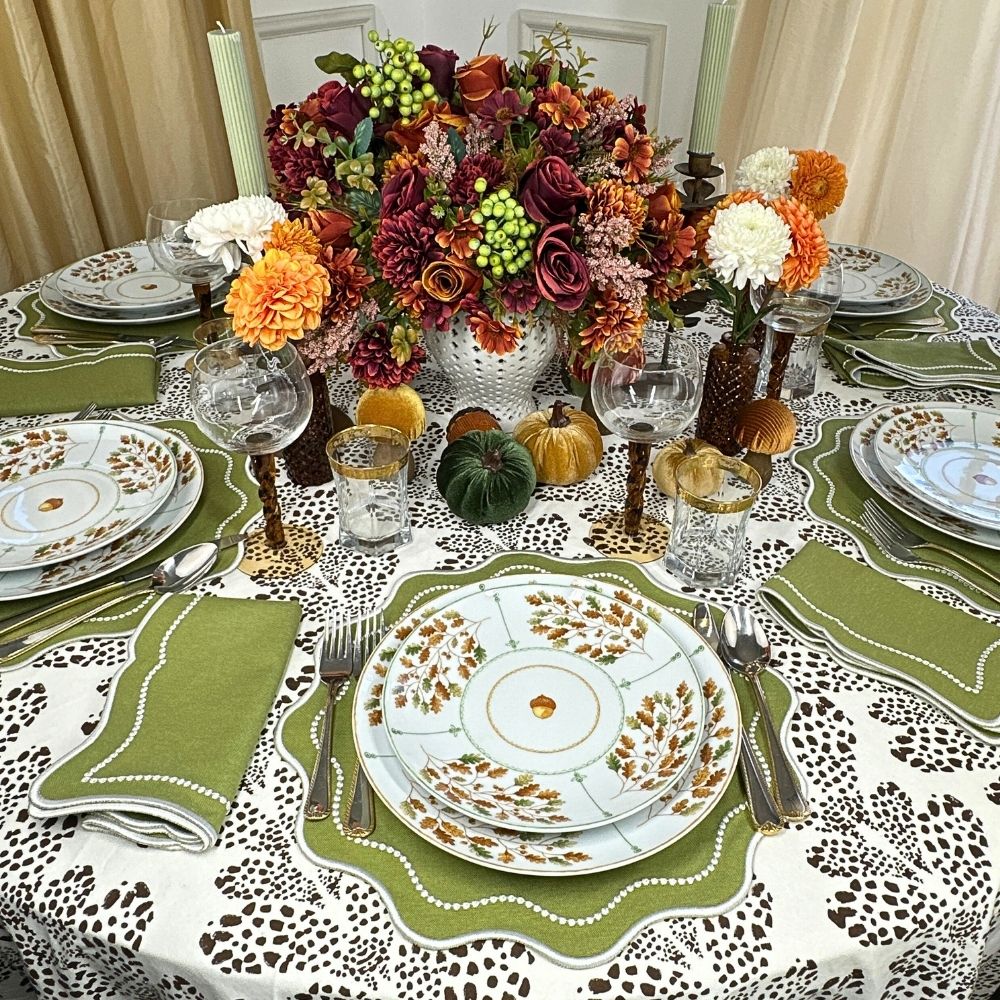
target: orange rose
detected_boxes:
[647,181,683,225]
[454,54,508,112]
[385,101,468,151]
[420,257,483,303]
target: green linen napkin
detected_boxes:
[278,553,797,966]
[828,289,961,340]
[794,417,1000,614]
[759,541,1000,735]
[0,419,260,667]
[824,336,1000,391]
[29,592,301,851]
[0,343,159,417]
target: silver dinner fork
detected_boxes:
[305,617,353,821]
[861,499,1000,591]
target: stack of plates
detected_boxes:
[353,574,742,875]
[850,402,1000,551]
[831,243,932,318]
[37,246,226,327]
[0,420,204,601]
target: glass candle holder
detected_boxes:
[662,453,761,587]
[758,296,832,400]
[327,424,412,554]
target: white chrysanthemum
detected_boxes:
[185,196,287,273]
[734,146,796,200]
[706,201,791,290]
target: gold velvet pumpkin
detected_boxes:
[356,385,427,440]
[513,400,603,485]
[652,438,723,498]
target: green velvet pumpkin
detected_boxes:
[436,429,537,525]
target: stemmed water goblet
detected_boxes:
[146,199,228,321]
[588,333,704,561]
[189,336,322,576]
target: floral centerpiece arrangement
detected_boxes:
[260,22,698,403]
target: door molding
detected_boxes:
[253,5,377,46]
[513,10,667,127]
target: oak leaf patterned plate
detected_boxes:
[0,421,177,572]
[832,243,927,308]
[355,576,738,875]
[873,404,1000,530]
[379,575,706,833]
[0,421,204,601]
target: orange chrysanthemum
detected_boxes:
[790,149,847,221]
[383,149,428,179]
[588,180,647,238]
[694,189,767,261]
[612,125,654,184]
[769,197,829,293]
[435,208,483,260]
[225,248,330,351]
[320,246,375,323]
[650,264,697,306]
[263,219,322,260]
[539,83,590,130]
[467,310,521,356]
[585,86,618,110]
[578,294,647,356]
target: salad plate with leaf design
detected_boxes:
[873,404,1000,530]
[831,243,932,314]
[850,405,1000,551]
[380,576,707,833]
[0,421,204,601]
[0,422,177,572]
[355,578,739,875]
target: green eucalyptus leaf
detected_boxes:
[353,116,374,157]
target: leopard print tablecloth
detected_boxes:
[0,279,998,1000]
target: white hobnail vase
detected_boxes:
[423,313,558,428]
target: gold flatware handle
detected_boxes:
[305,679,346,821]
[0,577,134,640]
[738,735,784,834]
[921,542,1000,590]
[345,763,375,837]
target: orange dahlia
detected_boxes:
[694,189,767,260]
[612,125,653,184]
[790,149,847,221]
[320,246,375,323]
[225,248,330,351]
[263,219,322,260]
[383,149,428,180]
[578,294,646,356]
[769,196,829,293]
[538,83,590,130]
[588,180,647,238]
[467,310,521,356]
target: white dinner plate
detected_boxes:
[382,575,706,832]
[0,422,204,601]
[833,244,926,307]
[0,422,176,572]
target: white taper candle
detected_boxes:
[207,26,270,197]
[688,2,738,156]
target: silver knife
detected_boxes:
[0,534,246,639]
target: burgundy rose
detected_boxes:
[418,44,459,98]
[519,156,589,225]
[534,224,591,311]
[381,165,429,216]
[301,80,371,139]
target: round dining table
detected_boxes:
[0,271,998,1000]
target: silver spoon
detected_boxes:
[0,541,222,664]
[692,603,783,835]
[720,605,810,822]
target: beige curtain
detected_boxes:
[717,0,1000,311]
[0,0,270,294]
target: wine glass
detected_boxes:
[588,334,704,562]
[190,337,321,576]
[146,199,228,321]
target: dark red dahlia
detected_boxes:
[498,276,541,314]
[447,153,506,206]
[349,325,426,388]
[268,139,333,197]
[371,203,441,289]
[537,126,579,162]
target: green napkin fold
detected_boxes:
[793,417,1000,614]
[279,553,797,966]
[30,592,301,851]
[829,289,961,340]
[759,541,1000,737]
[0,343,159,417]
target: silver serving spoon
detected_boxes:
[720,605,810,822]
[0,541,222,664]
[692,603,783,836]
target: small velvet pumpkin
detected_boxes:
[513,400,603,485]
[446,406,502,443]
[652,438,723,498]
[436,429,536,525]
[356,385,427,440]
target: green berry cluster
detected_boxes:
[468,180,537,278]
[354,31,438,124]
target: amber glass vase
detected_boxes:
[694,335,760,455]
[283,370,352,486]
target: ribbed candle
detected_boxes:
[207,27,270,197]
[688,2,737,156]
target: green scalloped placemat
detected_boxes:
[793,417,1000,615]
[0,419,260,668]
[278,553,795,967]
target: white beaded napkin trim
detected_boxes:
[0,350,151,375]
